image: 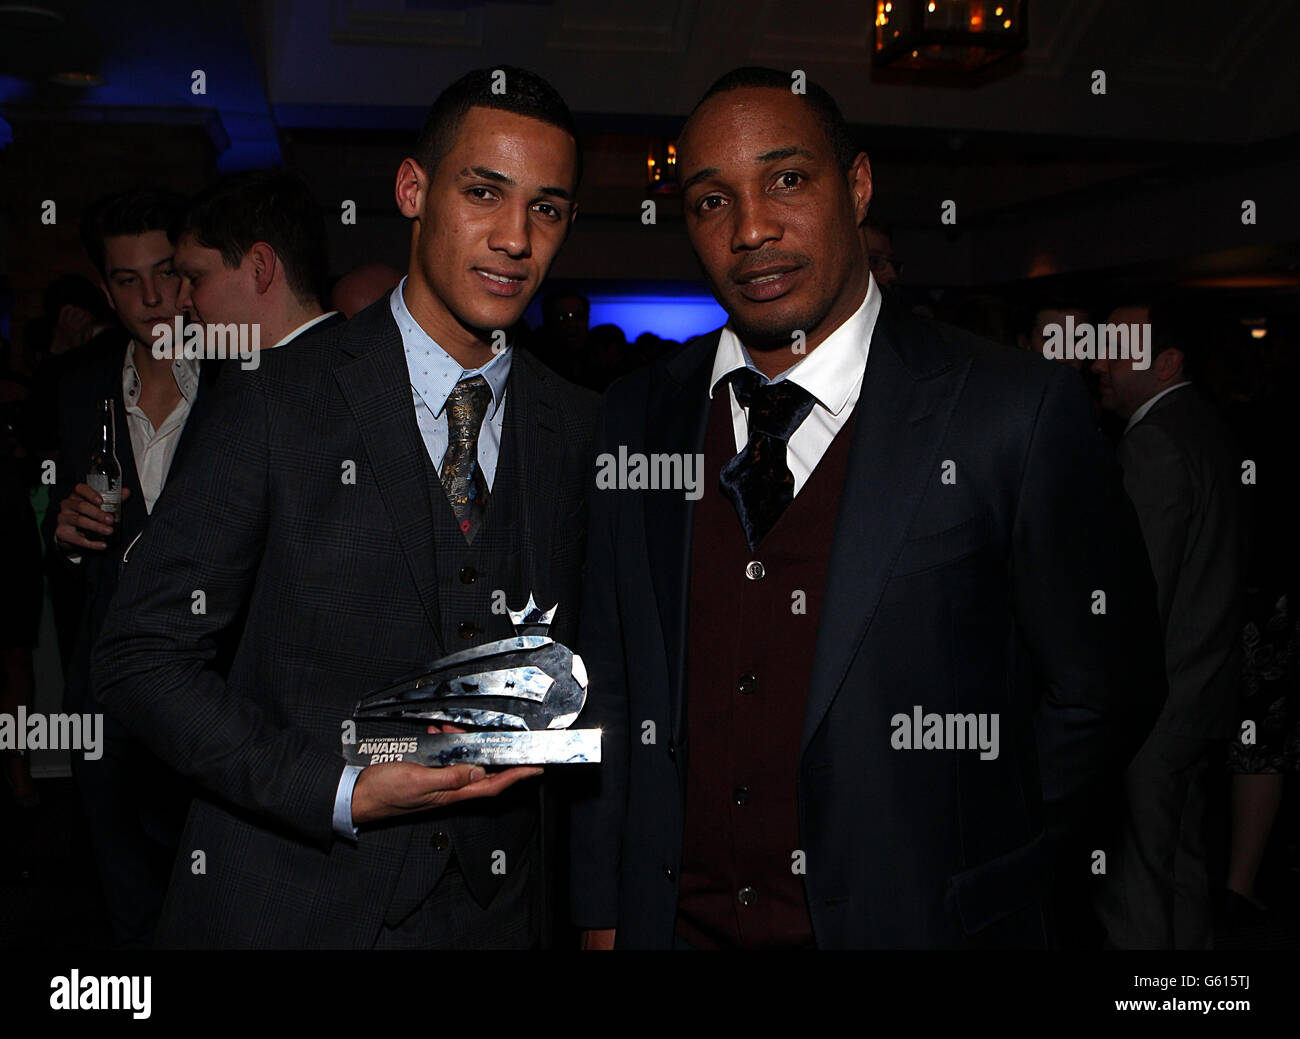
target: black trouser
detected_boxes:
[1096,729,1221,949]
[72,712,191,949]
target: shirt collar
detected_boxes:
[270,311,338,349]
[709,273,880,415]
[123,339,200,405]
[389,276,511,419]
[1124,380,1192,434]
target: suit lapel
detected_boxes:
[645,335,718,745]
[800,297,970,755]
[334,304,446,653]
[496,348,566,604]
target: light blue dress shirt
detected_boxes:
[332,277,513,840]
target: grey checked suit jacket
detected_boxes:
[91,297,596,947]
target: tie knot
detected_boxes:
[445,375,492,441]
[728,368,816,442]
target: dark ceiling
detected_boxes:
[2,0,1298,295]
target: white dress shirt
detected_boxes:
[1124,381,1192,435]
[62,342,198,564]
[122,341,201,514]
[270,311,338,349]
[709,274,881,493]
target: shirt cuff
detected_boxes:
[332,764,363,841]
[54,538,83,564]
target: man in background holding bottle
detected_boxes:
[44,186,214,948]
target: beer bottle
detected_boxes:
[86,397,122,544]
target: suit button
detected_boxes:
[737,673,757,695]
[667,744,676,760]
[737,885,756,907]
[664,866,676,882]
[458,566,477,584]
[745,560,765,581]
[457,621,477,639]
[431,831,450,851]
[733,786,750,806]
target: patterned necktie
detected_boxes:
[718,368,817,550]
[441,375,493,543]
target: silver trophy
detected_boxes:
[342,595,600,767]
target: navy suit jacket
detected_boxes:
[570,292,1167,948]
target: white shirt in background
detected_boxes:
[122,341,200,514]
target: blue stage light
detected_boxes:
[525,290,727,343]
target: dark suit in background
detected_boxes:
[48,345,230,710]
[44,342,218,947]
[92,298,595,948]
[1096,383,1246,948]
[571,293,1167,948]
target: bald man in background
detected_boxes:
[332,263,403,318]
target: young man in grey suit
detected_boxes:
[571,68,1167,950]
[93,67,596,948]
[1092,302,1247,949]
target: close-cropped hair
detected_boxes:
[689,66,861,172]
[413,65,581,187]
[173,169,328,306]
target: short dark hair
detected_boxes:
[688,66,861,172]
[1109,294,1204,379]
[173,169,328,306]
[80,187,187,279]
[413,66,581,187]
[42,273,112,323]
[1030,295,1092,327]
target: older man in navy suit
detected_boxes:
[571,68,1167,949]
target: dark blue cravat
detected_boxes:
[718,368,816,550]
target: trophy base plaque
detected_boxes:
[344,728,601,767]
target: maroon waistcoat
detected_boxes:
[675,381,856,949]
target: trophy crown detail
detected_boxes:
[508,593,557,636]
